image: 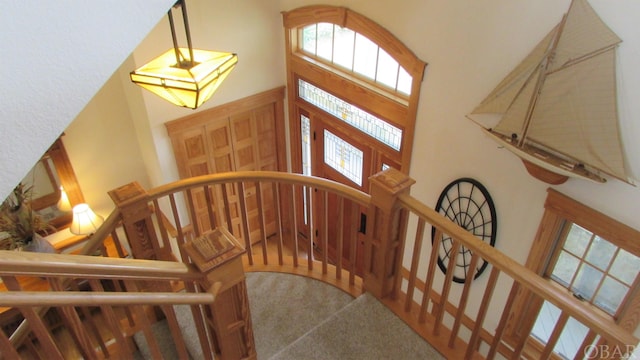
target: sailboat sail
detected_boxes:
[469,0,629,184]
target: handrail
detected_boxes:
[0,250,203,281]
[0,292,214,307]
[397,192,638,349]
[146,171,371,206]
[79,208,122,256]
[2,169,635,359]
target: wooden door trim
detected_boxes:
[165,87,285,134]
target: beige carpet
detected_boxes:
[246,272,355,358]
[247,272,444,360]
[138,272,443,359]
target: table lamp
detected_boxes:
[69,203,104,236]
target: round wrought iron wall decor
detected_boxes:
[431,178,497,283]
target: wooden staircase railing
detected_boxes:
[0,226,253,359]
[0,169,636,359]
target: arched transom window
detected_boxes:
[283,5,426,177]
[300,22,413,98]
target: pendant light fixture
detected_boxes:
[130,0,237,109]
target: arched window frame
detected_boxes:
[283,5,427,174]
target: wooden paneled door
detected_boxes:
[171,126,219,232]
[312,116,372,275]
[229,106,278,243]
[206,117,242,238]
[166,87,286,245]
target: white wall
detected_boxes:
[63,69,152,217]
[274,0,640,264]
[275,0,640,335]
[127,0,288,188]
[0,0,175,200]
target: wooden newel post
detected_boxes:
[108,181,169,261]
[183,227,256,360]
[363,168,415,299]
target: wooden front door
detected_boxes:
[312,117,372,274]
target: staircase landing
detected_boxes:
[135,272,444,359]
[247,272,444,360]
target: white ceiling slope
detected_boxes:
[0,0,176,199]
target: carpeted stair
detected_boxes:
[134,272,443,359]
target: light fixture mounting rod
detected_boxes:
[167,0,195,68]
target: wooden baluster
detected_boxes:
[434,239,460,336]
[186,188,202,238]
[221,183,234,236]
[1,276,64,360]
[255,181,269,265]
[160,304,190,360]
[465,266,500,359]
[49,278,98,360]
[322,190,329,274]
[420,228,443,323]
[0,327,20,359]
[391,208,410,300]
[335,196,345,280]
[192,302,216,360]
[237,182,254,265]
[153,198,172,252]
[68,280,109,358]
[348,202,359,285]
[123,280,164,360]
[406,218,425,312]
[449,251,481,347]
[540,311,570,359]
[24,339,41,358]
[110,230,127,258]
[99,242,108,257]
[108,279,135,327]
[88,279,135,357]
[169,194,187,257]
[290,184,300,267]
[487,282,521,359]
[203,184,218,232]
[274,183,285,265]
[168,194,217,360]
[307,186,314,270]
[163,196,217,360]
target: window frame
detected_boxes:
[282,5,427,175]
[297,22,413,100]
[504,189,640,359]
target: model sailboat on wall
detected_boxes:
[468,0,630,185]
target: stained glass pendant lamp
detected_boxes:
[130,0,237,109]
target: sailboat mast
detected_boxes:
[518,5,571,148]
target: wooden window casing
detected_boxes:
[504,188,640,359]
[282,5,427,174]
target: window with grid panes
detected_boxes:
[507,189,640,360]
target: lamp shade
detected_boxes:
[70,203,104,236]
[57,186,72,212]
[130,48,237,109]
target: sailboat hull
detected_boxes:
[482,129,606,184]
[521,159,569,185]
